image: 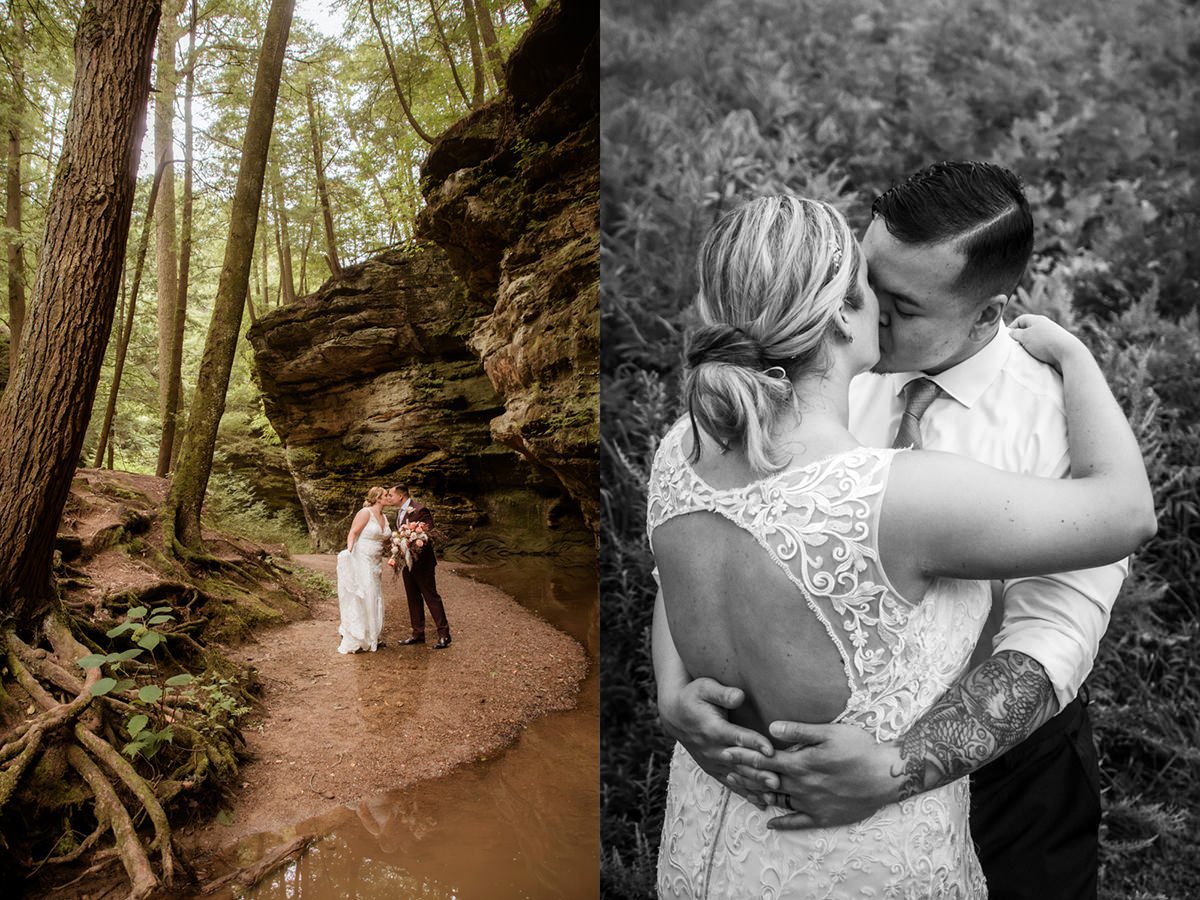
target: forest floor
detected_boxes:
[176,552,587,857]
[22,470,587,898]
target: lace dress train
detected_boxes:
[337,514,389,654]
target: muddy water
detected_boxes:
[226,551,598,900]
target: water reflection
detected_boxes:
[225,551,598,900]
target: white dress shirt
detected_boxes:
[849,325,1127,709]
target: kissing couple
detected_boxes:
[649,162,1155,897]
[337,483,451,655]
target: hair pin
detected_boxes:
[763,366,787,379]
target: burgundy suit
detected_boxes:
[396,501,450,641]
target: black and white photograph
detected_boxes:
[600,1,1200,898]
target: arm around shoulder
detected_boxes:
[887,318,1155,584]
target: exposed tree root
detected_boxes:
[0,603,247,898]
[66,744,158,900]
[198,835,312,895]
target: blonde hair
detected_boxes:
[684,195,863,473]
[363,486,386,508]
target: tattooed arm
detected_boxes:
[892,650,1056,800]
[722,649,1057,828]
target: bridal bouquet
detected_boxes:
[387,521,432,572]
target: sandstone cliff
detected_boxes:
[248,0,597,554]
[417,0,599,531]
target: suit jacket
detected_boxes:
[397,501,437,569]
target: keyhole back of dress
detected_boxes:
[653,511,852,738]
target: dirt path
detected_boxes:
[178,554,587,852]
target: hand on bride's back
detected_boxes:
[1008,314,1087,369]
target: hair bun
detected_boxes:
[685,324,769,370]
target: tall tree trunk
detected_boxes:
[271,166,296,304]
[0,0,159,623]
[245,284,256,325]
[305,83,342,277]
[153,0,181,470]
[367,0,434,144]
[156,0,196,477]
[164,0,294,555]
[94,159,169,468]
[259,215,270,307]
[428,0,470,106]
[462,0,487,104]
[473,0,505,89]
[5,1,26,379]
[299,218,311,293]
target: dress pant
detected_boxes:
[969,688,1100,900]
[401,555,450,641]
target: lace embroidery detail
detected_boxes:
[648,419,991,898]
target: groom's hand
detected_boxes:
[722,721,901,829]
[658,677,775,807]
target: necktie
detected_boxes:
[892,377,941,449]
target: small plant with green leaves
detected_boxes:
[76,604,196,759]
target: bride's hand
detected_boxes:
[1008,314,1088,370]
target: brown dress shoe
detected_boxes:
[433,637,452,649]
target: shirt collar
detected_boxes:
[890,326,1014,409]
[398,499,412,517]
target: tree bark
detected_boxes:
[258,214,271,306]
[153,0,182,472]
[271,164,296,305]
[5,0,26,380]
[305,82,341,277]
[164,0,294,554]
[299,218,311,293]
[473,0,505,90]
[367,0,435,144]
[4,2,25,382]
[157,0,196,477]
[462,0,487,105]
[428,0,470,107]
[0,0,160,623]
[94,158,169,468]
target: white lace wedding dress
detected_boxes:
[337,513,390,654]
[647,419,992,899]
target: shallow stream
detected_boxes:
[216,552,598,900]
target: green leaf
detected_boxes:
[147,615,173,626]
[106,621,135,638]
[127,606,147,619]
[114,679,136,693]
[91,677,117,697]
[136,631,164,651]
[165,674,194,686]
[156,726,174,743]
[115,648,144,662]
[122,740,147,758]
[76,654,106,669]
[138,685,163,703]
[127,714,149,736]
[150,607,172,615]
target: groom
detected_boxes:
[387,484,452,649]
[656,161,1126,899]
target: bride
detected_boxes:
[337,486,391,654]
[649,196,1155,897]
